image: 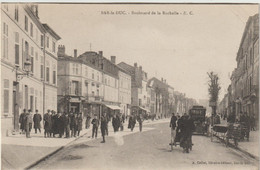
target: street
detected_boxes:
[33,121,258,170]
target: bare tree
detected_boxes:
[207,72,221,116]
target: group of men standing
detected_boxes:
[43,110,83,138]
[19,109,83,138]
[19,109,42,138]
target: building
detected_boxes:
[220,13,259,128]
[117,66,131,117]
[78,52,121,113]
[147,77,173,118]
[1,4,60,135]
[57,47,104,117]
[118,62,150,115]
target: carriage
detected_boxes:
[189,106,207,135]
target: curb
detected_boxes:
[212,133,259,161]
[24,129,91,170]
[24,119,169,169]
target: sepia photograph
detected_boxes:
[1,2,259,170]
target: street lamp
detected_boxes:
[13,59,32,82]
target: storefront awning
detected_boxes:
[138,106,150,113]
[105,104,121,110]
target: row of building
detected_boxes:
[218,13,259,129]
[1,4,197,135]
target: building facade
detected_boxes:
[219,13,259,128]
[118,62,150,115]
[1,4,60,135]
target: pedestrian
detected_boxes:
[43,110,52,138]
[76,113,83,136]
[91,115,99,138]
[86,113,91,129]
[57,111,64,138]
[120,114,124,131]
[33,109,42,133]
[250,114,256,131]
[128,114,136,132]
[170,112,177,146]
[19,109,27,134]
[25,109,33,138]
[50,110,58,137]
[245,112,250,141]
[137,114,144,132]
[100,112,107,143]
[70,112,78,137]
[112,114,120,132]
[63,112,70,138]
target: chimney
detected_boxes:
[134,63,137,67]
[111,56,116,64]
[99,51,103,56]
[58,45,65,57]
[74,49,77,58]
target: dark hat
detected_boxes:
[36,109,38,112]
[28,109,31,112]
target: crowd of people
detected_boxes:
[19,109,145,142]
[19,109,83,138]
[170,112,195,153]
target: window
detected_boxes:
[15,5,19,22]
[92,70,94,79]
[97,72,99,81]
[41,35,44,47]
[15,32,19,64]
[72,63,79,75]
[31,57,34,73]
[46,37,49,48]
[25,16,28,31]
[46,67,50,82]
[36,29,38,43]
[53,71,56,84]
[52,41,55,53]
[97,89,99,96]
[30,23,33,37]
[72,81,79,95]
[3,79,9,114]
[2,22,8,59]
[41,65,44,79]
[249,76,252,93]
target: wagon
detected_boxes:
[211,123,240,147]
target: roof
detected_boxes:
[117,62,135,73]
[42,24,61,40]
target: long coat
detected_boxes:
[19,112,26,130]
[56,115,64,134]
[112,116,120,131]
[33,113,42,129]
[100,116,107,136]
[77,116,83,131]
[43,113,52,131]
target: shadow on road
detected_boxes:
[59,154,83,161]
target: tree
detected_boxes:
[207,72,221,116]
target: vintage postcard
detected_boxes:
[1,2,259,170]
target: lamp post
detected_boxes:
[12,59,31,131]
[14,59,32,82]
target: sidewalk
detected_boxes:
[1,118,170,170]
[1,127,91,170]
[216,119,259,160]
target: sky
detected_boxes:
[38,4,258,101]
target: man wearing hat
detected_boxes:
[33,109,42,133]
[19,109,27,134]
[44,109,52,138]
[25,109,33,138]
